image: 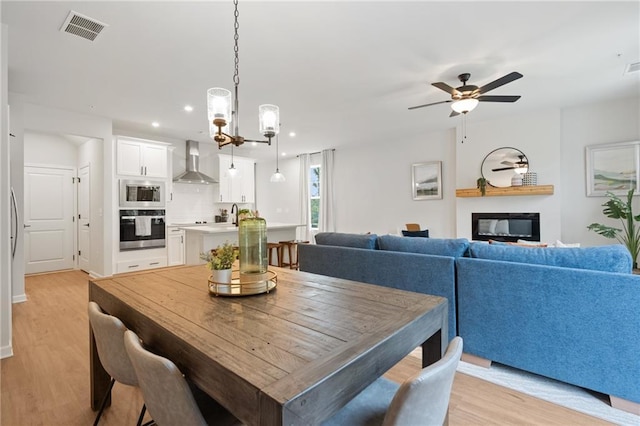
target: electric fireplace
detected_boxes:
[472,212,540,242]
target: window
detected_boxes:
[310,165,320,229]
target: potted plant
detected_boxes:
[477,177,488,196]
[201,241,238,283]
[587,189,640,269]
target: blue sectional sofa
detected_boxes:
[299,232,640,410]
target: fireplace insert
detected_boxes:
[472,212,540,242]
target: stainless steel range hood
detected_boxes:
[173,140,218,184]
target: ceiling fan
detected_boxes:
[492,155,528,172]
[409,71,523,117]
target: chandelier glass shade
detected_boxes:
[451,98,479,114]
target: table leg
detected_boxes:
[90,326,111,410]
[421,329,442,368]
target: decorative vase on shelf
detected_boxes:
[522,171,537,186]
[239,217,268,277]
[511,173,523,187]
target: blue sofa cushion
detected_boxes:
[468,242,632,273]
[314,232,378,250]
[378,235,470,258]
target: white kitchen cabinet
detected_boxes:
[117,137,168,178]
[167,227,185,266]
[217,154,255,203]
[116,256,167,274]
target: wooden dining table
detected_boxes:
[89,264,448,426]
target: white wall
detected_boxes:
[1,22,13,358]
[24,132,77,167]
[561,96,640,247]
[455,110,562,242]
[334,131,457,237]
[255,155,301,226]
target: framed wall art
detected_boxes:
[412,161,442,200]
[586,141,640,197]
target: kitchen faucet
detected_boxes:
[231,203,239,227]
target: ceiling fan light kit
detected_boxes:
[207,0,280,149]
[451,98,479,114]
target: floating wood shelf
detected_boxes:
[456,185,555,198]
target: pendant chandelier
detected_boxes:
[207,0,279,149]
[270,130,285,182]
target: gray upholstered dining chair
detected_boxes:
[323,336,463,426]
[88,301,147,426]
[123,329,240,426]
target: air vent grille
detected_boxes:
[625,62,640,75]
[60,11,108,41]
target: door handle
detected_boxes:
[83,223,90,227]
[24,224,31,228]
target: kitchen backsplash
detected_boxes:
[167,183,254,224]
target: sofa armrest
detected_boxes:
[456,257,640,403]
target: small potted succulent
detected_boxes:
[201,241,238,284]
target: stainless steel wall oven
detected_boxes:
[119,209,166,251]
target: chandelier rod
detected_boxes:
[233,0,240,138]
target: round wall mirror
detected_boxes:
[481,147,529,188]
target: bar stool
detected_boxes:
[267,242,283,267]
[278,240,309,270]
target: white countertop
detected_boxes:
[178,223,301,234]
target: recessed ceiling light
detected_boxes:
[281,152,287,156]
[152,122,160,128]
[252,142,257,146]
[289,132,296,137]
[184,105,193,112]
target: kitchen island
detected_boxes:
[180,223,301,265]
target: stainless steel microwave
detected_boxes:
[119,180,165,208]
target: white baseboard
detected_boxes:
[88,270,104,279]
[0,344,13,359]
[12,293,27,304]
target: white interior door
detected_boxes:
[78,165,90,272]
[24,166,75,274]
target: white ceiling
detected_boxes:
[2,1,639,161]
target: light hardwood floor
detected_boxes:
[1,270,611,425]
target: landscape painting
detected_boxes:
[412,161,442,200]
[586,141,640,197]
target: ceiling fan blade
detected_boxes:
[478,72,523,94]
[432,82,460,95]
[478,95,521,103]
[408,100,452,110]
[492,166,517,172]
[449,110,460,118]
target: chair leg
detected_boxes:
[136,404,149,426]
[93,378,116,426]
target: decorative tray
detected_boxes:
[208,269,277,297]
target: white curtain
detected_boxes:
[319,149,335,232]
[298,153,311,242]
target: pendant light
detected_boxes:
[270,130,285,183]
[228,144,238,178]
[207,0,280,149]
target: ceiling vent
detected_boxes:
[625,62,640,75]
[60,11,108,42]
